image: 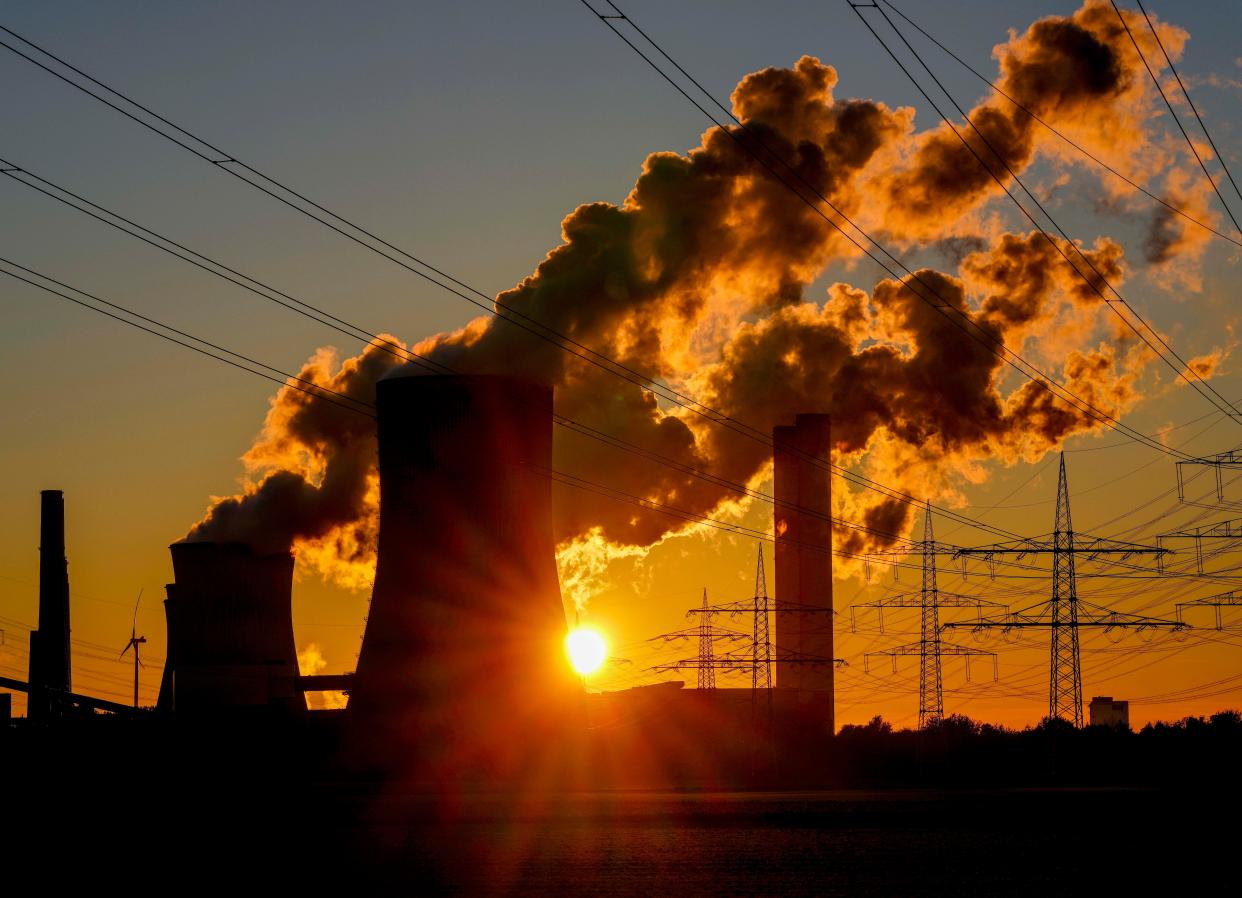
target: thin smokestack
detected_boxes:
[773,416,834,731]
[29,489,71,719]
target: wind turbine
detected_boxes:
[120,589,147,708]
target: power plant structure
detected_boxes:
[27,489,72,719]
[773,414,835,732]
[347,373,580,779]
[602,416,840,785]
[156,541,304,714]
[4,388,1229,793]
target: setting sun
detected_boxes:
[566,626,608,677]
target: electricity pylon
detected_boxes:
[658,544,844,681]
[1157,515,1242,575]
[752,545,772,690]
[862,503,996,728]
[1175,447,1242,502]
[947,453,1183,727]
[1176,589,1242,630]
[697,587,716,690]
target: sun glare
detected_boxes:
[566,626,608,677]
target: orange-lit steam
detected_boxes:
[184,2,1221,593]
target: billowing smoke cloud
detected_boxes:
[688,232,1139,555]
[867,0,1191,241]
[185,2,1220,590]
[186,341,401,587]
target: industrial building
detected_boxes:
[1089,696,1130,729]
[346,373,580,779]
[773,414,835,733]
[7,383,841,789]
[27,489,72,720]
[157,540,304,713]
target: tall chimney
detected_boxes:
[773,415,834,732]
[29,489,71,719]
[349,374,578,779]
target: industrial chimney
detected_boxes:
[156,541,304,713]
[28,489,72,719]
[773,415,834,732]
[348,374,578,779]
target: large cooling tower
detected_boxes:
[773,414,834,732]
[156,541,304,713]
[348,373,578,779]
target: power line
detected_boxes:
[1109,0,1242,234]
[1,256,931,574]
[4,8,1232,576]
[1134,0,1242,212]
[0,26,1053,541]
[578,0,1196,460]
[0,156,931,551]
[0,11,1200,471]
[0,258,375,418]
[855,1,1242,428]
[874,0,1242,248]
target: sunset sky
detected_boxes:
[2,0,1240,728]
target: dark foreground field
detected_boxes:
[331,787,1231,896]
[6,779,1233,894]
[3,716,1238,894]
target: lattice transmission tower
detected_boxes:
[751,545,772,690]
[697,587,716,690]
[860,503,996,728]
[657,543,844,683]
[1176,589,1242,630]
[946,453,1184,727]
[1176,447,1242,502]
[1157,515,1242,575]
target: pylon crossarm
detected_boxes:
[686,597,830,615]
[1076,599,1187,629]
[1161,516,1242,539]
[957,544,1167,558]
[1176,590,1242,611]
[1178,448,1242,466]
[855,591,1006,610]
[649,626,751,642]
[945,610,1186,631]
[865,539,964,563]
[649,658,750,673]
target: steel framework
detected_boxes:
[1176,447,1242,502]
[659,545,844,680]
[1176,589,1242,630]
[697,587,716,690]
[1157,515,1242,575]
[862,503,996,727]
[946,453,1183,727]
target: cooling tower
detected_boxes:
[773,414,834,732]
[28,489,71,719]
[156,541,304,713]
[348,373,578,779]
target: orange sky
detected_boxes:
[2,0,1242,729]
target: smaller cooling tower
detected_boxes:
[156,541,304,713]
